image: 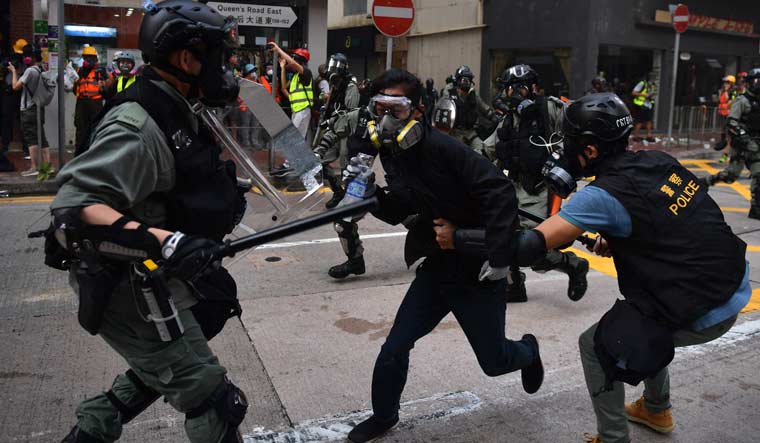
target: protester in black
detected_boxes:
[346,69,544,443]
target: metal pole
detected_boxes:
[57,0,66,168]
[268,30,280,171]
[666,31,680,145]
[385,37,393,70]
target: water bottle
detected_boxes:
[336,153,374,221]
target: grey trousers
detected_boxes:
[578,313,738,443]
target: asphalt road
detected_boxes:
[1,158,759,443]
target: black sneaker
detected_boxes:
[328,256,365,279]
[521,334,544,394]
[505,270,527,303]
[348,414,399,443]
[563,255,589,302]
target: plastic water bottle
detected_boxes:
[336,153,374,221]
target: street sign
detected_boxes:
[207,2,297,28]
[371,0,415,38]
[672,4,689,33]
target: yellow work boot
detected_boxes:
[625,396,675,433]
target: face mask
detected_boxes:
[22,56,32,65]
[118,62,134,75]
[198,62,240,107]
[541,137,588,198]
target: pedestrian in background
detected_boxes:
[73,46,112,156]
[8,44,51,176]
[269,42,314,139]
[630,73,656,142]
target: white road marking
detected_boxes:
[243,391,481,443]
[255,231,407,250]
[237,223,257,234]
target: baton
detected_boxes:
[215,197,378,258]
[518,208,596,248]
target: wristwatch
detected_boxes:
[161,231,186,259]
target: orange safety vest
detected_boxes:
[76,68,105,100]
[260,76,281,104]
[718,90,730,117]
[237,97,248,113]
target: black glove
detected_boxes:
[161,232,222,281]
[713,139,728,151]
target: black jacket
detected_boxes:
[372,123,517,281]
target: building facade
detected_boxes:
[482,0,760,130]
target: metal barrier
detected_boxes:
[672,105,726,137]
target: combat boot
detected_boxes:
[325,190,345,209]
[625,395,675,433]
[557,252,589,301]
[348,414,399,442]
[328,256,365,279]
[61,426,104,443]
[749,206,760,220]
[505,269,527,303]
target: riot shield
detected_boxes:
[432,97,457,132]
[200,78,327,233]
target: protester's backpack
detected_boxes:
[26,66,56,107]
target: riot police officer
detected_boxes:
[51,1,248,441]
[586,76,607,95]
[440,65,497,153]
[487,64,589,302]
[315,52,361,209]
[523,92,749,443]
[315,105,375,278]
[703,68,760,219]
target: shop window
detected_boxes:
[344,0,367,16]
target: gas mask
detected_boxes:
[457,76,472,91]
[541,136,588,198]
[367,94,423,153]
[183,46,240,107]
[507,83,532,109]
[118,61,135,76]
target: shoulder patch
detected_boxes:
[113,102,149,130]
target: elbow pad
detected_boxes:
[513,229,547,267]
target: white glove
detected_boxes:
[478,260,511,282]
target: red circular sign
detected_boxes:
[672,4,690,33]
[372,0,415,38]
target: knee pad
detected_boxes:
[105,369,161,424]
[186,377,248,430]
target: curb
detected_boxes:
[0,179,58,197]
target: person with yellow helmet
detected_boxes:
[73,45,114,156]
[718,75,736,117]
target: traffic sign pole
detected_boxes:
[666,31,680,145]
[386,37,393,69]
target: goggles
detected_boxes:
[369,94,413,119]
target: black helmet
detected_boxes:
[591,76,607,88]
[327,52,349,77]
[455,65,474,89]
[501,64,538,87]
[139,0,238,65]
[747,68,760,95]
[563,93,633,143]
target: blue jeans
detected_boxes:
[370,259,536,420]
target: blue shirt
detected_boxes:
[558,185,751,330]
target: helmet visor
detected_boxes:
[327,58,347,74]
[369,94,413,120]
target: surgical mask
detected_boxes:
[266,69,273,77]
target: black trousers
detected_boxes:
[74,98,103,155]
[370,259,536,420]
[1,92,23,153]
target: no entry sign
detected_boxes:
[672,4,690,33]
[372,0,415,38]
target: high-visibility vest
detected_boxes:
[76,69,104,100]
[116,75,136,93]
[718,90,730,117]
[632,81,647,107]
[288,72,313,113]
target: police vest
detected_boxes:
[289,72,313,113]
[85,67,240,241]
[116,75,136,93]
[740,93,760,134]
[590,150,746,328]
[632,82,647,107]
[76,68,105,100]
[514,96,554,196]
